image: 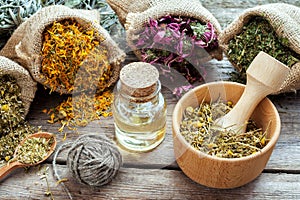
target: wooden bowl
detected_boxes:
[172,81,281,189]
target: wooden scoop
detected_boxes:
[0,132,56,179]
[216,51,290,133]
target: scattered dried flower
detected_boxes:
[45,90,113,132]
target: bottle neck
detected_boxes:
[116,80,161,103]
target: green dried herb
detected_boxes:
[41,0,124,35]
[16,136,54,164]
[227,17,300,83]
[180,101,269,158]
[0,0,41,34]
[0,0,42,49]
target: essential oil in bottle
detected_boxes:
[112,62,167,152]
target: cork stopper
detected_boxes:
[120,62,159,97]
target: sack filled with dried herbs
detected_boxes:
[219,3,300,94]
[0,5,125,94]
[0,56,37,116]
[0,56,37,162]
[107,0,223,96]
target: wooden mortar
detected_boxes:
[172,81,281,189]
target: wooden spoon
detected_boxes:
[0,132,56,179]
[216,51,290,133]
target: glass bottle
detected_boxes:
[112,62,167,152]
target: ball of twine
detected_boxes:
[53,134,122,199]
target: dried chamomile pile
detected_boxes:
[0,75,25,134]
[180,101,268,158]
[16,136,55,164]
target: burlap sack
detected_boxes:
[219,3,300,94]
[0,56,37,116]
[0,5,125,94]
[108,0,223,61]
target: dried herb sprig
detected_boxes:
[180,101,268,158]
[39,166,54,199]
[227,17,300,83]
[41,19,112,93]
[44,90,113,132]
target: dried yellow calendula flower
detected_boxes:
[41,19,112,93]
[41,19,116,134]
[45,91,113,132]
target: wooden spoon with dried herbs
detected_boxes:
[0,132,56,179]
[216,51,289,133]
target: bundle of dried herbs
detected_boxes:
[44,90,113,133]
[1,5,125,95]
[0,0,41,34]
[16,136,55,164]
[134,15,219,97]
[180,101,268,158]
[41,19,112,93]
[227,17,300,84]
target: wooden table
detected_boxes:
[1,0,300,199]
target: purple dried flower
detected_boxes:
[149,18,158,28]
[134,15,219,97]
[168,23,180,31]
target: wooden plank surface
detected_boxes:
[1,164,300,200]
[26,82,300,171]
[1,0,300,199]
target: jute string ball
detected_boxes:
[53,134,122,199]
